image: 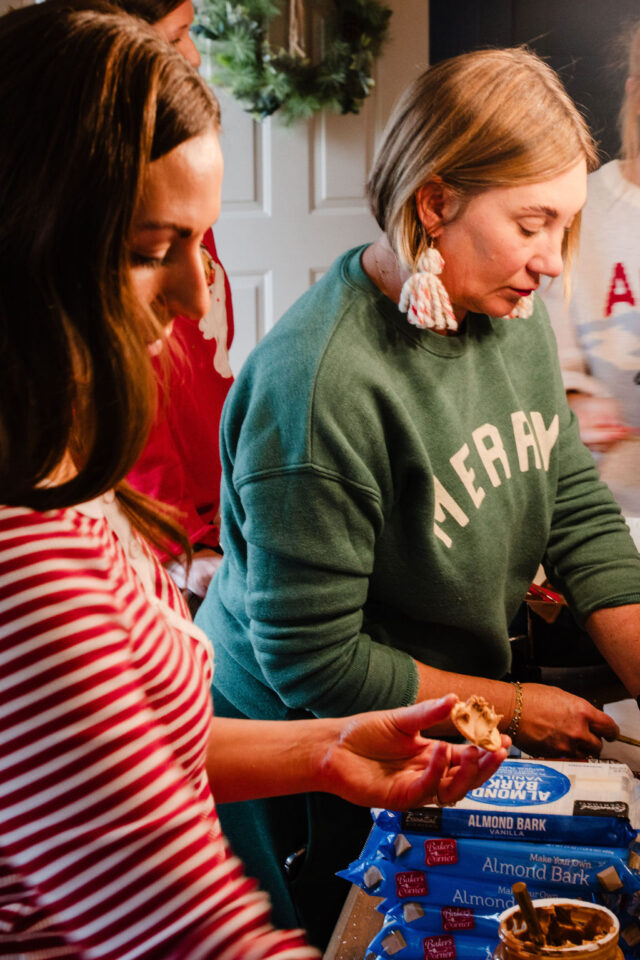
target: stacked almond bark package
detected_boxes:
[338,758,640,959]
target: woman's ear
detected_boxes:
[416,181,460,238]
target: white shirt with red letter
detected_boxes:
[542,160,640,431]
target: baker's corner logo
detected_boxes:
[467,761,571,807]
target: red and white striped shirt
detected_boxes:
[0,498,318,960]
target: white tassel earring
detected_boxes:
[398,240,458,333]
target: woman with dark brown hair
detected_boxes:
[0,5,506,956]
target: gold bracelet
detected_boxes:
[506,681,523,740]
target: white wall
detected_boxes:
[208,0,429,372]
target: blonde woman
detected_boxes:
[196,47,640,945]
[542,23,640,514]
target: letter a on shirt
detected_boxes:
[605,262,635,318]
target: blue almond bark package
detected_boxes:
[374,867,585,911]
[379,896,597,940]
[347,827,640,894]
[338,826,638,898]
[369,925,499,959]
[374,759,640,847]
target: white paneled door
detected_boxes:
[204,0,429,373]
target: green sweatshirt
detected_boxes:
[196,245,640,720]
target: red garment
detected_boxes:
[128,229,234,558]
[0,498,317,960]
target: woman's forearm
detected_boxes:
[206,715,341,803]
[413,659,620,758]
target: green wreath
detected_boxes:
[194,0,393,124]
